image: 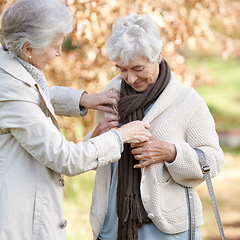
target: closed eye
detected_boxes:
[135,67,144,72]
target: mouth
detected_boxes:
[133,80,143,87]
[131,82,146,92]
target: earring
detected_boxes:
[29,56,32,59]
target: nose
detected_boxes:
[127,72,137,84]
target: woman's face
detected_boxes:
[27,34,64,70]
[115,55,161,92]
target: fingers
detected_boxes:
[106,89,119,111]
[103,89,120,104]
[92,114,119,138]
[131,142,145,149]
[132,140,175,168]
[133,153,155,169]
[104,92,119,106]
[101,114,119,128]
[142,121,150,129]
[81,90,120,112]
[131,145,147,162]
[131,141,152,168]
[134,160,154,168]
[96,104,119,115]
[132,120,150,130]
[108,88,119,97]
[116,122,149,143]
[131,146,144,155]
[128,128,151,143]
[95,90,120,113]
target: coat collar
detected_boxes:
[0,49,36,87]
[0,48,59,128]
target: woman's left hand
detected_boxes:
[131,140,177,168]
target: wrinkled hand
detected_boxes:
[117,121,151,143]
[80,90,119,114]
[131,140,177,168]
[91,115,119,138]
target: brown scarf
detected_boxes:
[117,59,171,240]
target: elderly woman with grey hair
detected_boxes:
[0,2,152,239]
[88,13,225,240]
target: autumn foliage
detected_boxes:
[0,0,239,141]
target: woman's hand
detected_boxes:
[91,114,119,138]
[131,140,177,168]
[80,90,119,115]
[117,121,151,143]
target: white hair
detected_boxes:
[0,0,73,56]
[106,13,163,65]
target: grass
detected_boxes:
[188,57,240,132]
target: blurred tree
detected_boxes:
[0,0,239,141]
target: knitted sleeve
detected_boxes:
[165,90,224,188]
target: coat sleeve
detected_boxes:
[0,81,122,176]
[165,91,225,188]
[49,86,87,117]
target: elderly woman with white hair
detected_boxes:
[0,2,152,239]
[88,13,225,240]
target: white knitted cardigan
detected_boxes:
[89,73,225,238]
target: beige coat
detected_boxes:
[0,49,122,240]
[89,74,225,238]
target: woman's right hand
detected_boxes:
[117,121,151,143]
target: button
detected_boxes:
[148,213,155,219]
[59,178,65,187]
[59,220,67,229]
[143,195,150,203]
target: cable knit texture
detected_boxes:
[89,72,225,238]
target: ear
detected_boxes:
[158,52,162,63]
[22,42,33,59]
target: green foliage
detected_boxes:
[188,57,240,132]
[62,36,81,52]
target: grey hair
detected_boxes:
[106,13,163,65]
[0,0,73,56]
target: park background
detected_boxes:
[0,0,240,239]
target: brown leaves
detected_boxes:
[0,0,239,141]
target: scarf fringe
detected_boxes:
[118,194,150,240]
